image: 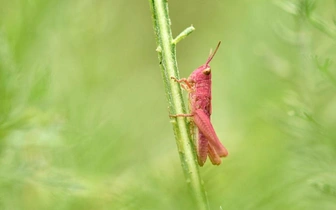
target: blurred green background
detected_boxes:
[1,0,336,209]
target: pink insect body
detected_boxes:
[171,42,228,166]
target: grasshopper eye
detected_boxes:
[203,68,211,75]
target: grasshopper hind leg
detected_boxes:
[197,132,208,166]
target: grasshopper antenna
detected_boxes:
[205,41,221,65]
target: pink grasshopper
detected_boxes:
[171,41,228,166]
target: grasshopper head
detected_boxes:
[189,41,221,82]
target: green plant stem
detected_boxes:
[148,1,209,209]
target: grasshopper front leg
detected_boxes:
[171,76,193,92]
[170,76,194,118]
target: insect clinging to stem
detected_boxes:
[170,41,228,166]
